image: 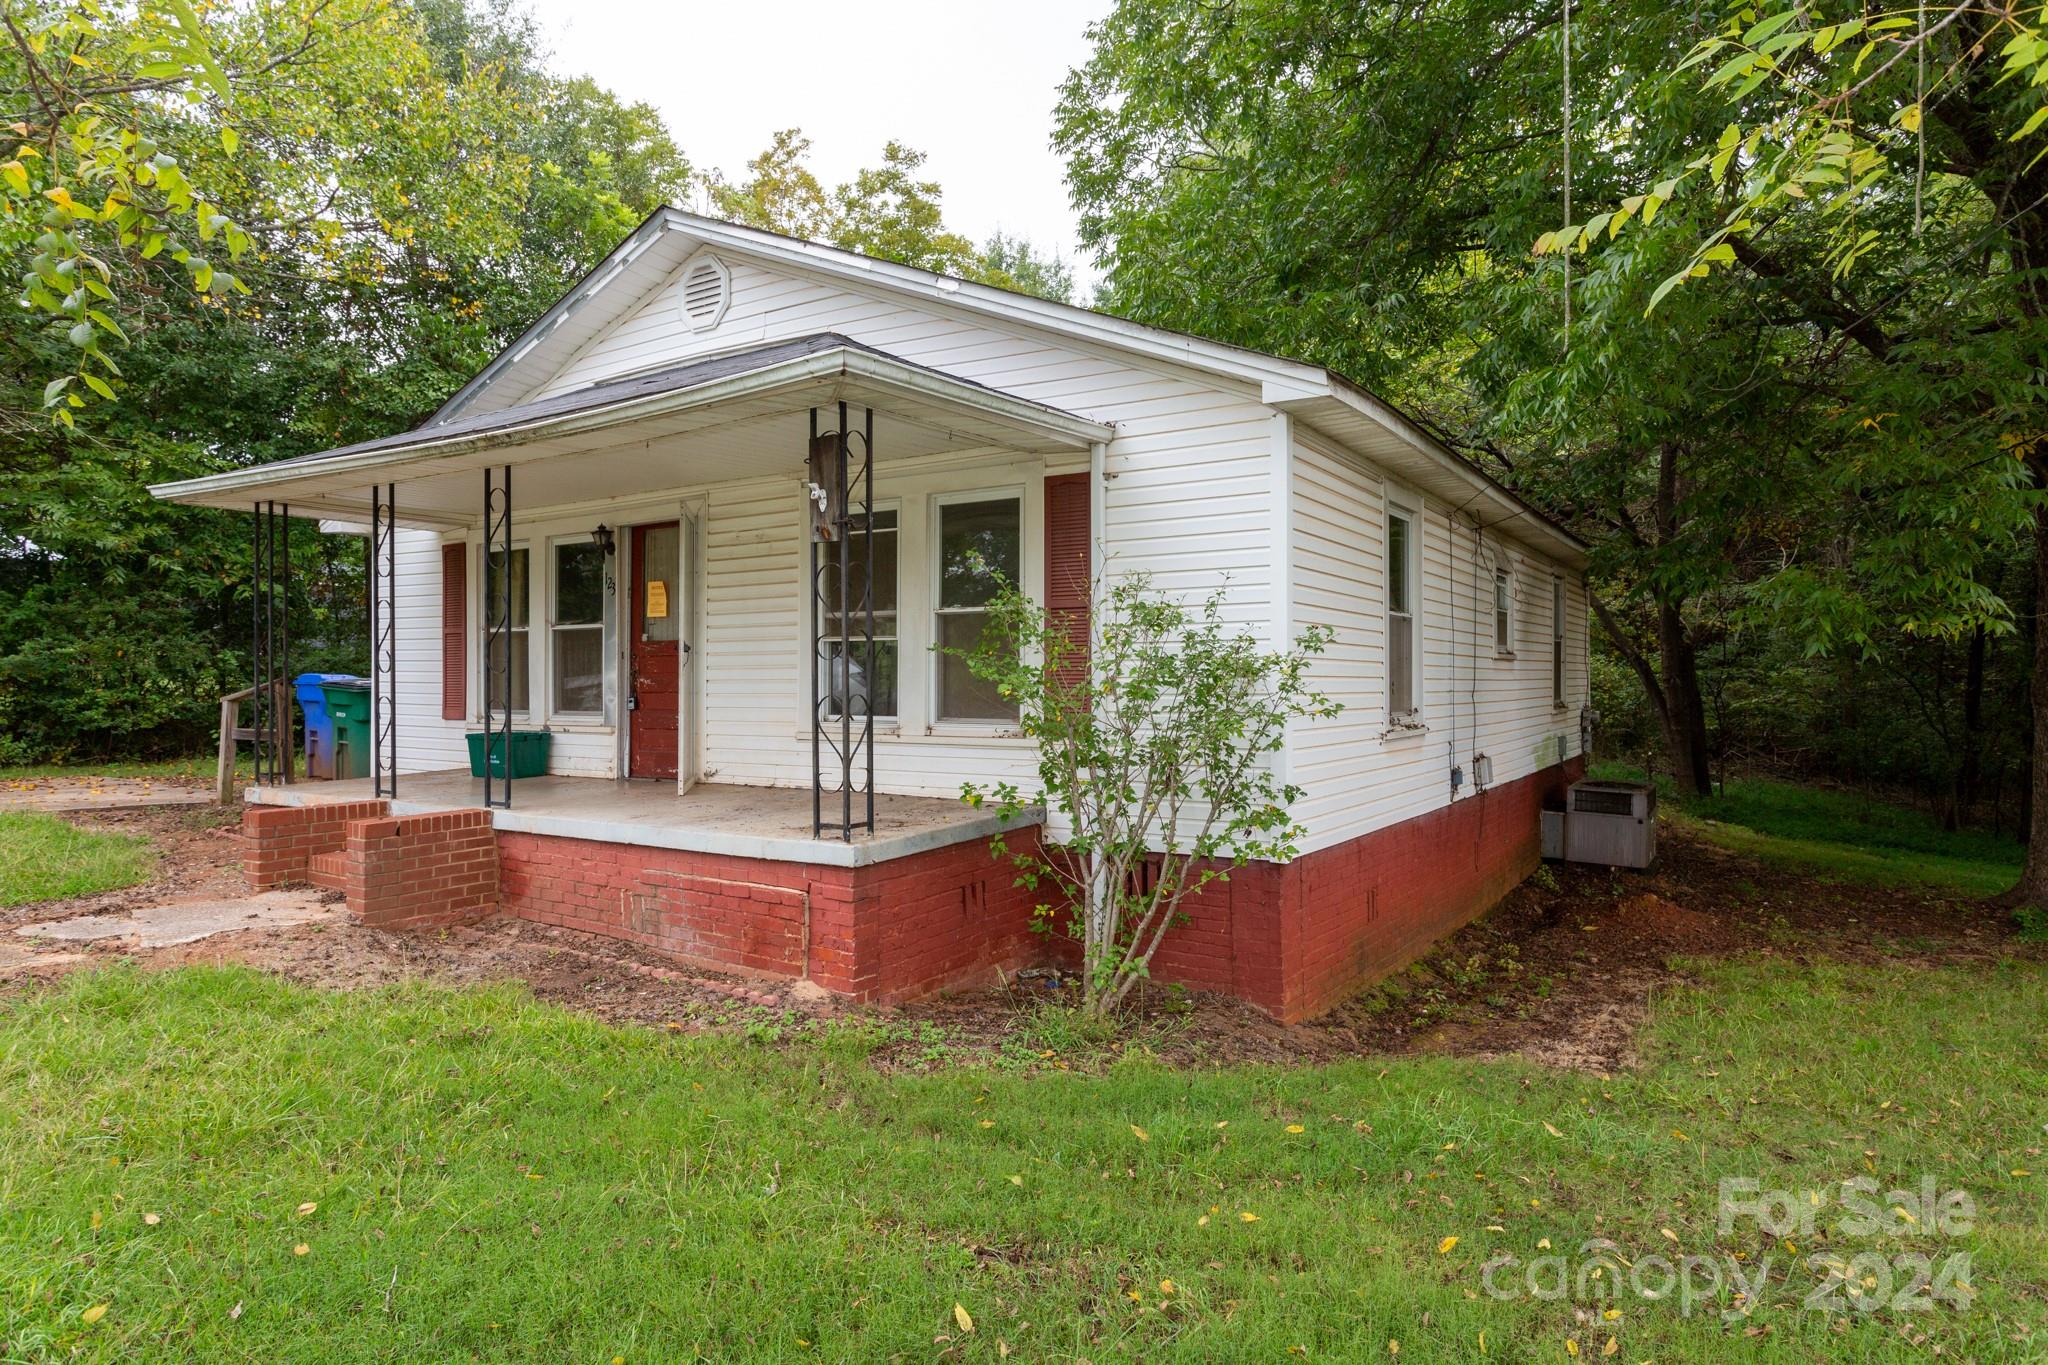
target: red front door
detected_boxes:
[628,522,680,780]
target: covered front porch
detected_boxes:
[153,332,1110,845]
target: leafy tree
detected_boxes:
[978,230,1076,303]
[1536,0,2048,894]
[0,0,692,760]
[831,141,978,275]
[713,130,1079,300]
[709,127,831,239]
[956,574,1337,1016]
[1055,0,2032,802]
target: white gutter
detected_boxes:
[1270,379,1589,569]
[151,347,1114,507]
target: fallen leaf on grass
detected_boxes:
[1285,1124,1305,1134]
[296,1202,317,1217]
[953,1303,974,1333]
[1543,1122,1563,1138]
[293,1244,309,1257]
[1130,1125,1149,1143]
[143,1213,160,1226]
[1239,1212,1260,1223]
[1438,1236,1459,1254]
[80,1304,107,1325]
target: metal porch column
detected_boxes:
[808,403,876,841]
[250,501,292,786]
[370,484,398,798]
[483,466,513,809]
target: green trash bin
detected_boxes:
[322,680,373,780]
[466,729,550,779]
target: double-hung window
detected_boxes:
[1551,578,1567,707]
[482,546,530,713]
[1387,506,1418,721]
[552,537,610,717]
[1494,566,1514,655]
[821,508,899,720]
[934,494,1021,723]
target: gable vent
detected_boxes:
[678,254,730,332]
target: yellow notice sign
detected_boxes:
[645,579,670,619]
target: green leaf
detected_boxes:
[220,126,239,156]
[81,372,116,400]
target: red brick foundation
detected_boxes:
[1272,756,1585,1022]
[1044,757,1582,1022]
[496,826,1043,1002]
[244,758,1576,1020]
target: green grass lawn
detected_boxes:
[0,812,155,906]
[1,961,2042,1362]
[1588,766,2023,897]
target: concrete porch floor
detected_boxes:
[248,771,1032,867]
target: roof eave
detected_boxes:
[150,345,1113,511]
[1269,379,1589,570]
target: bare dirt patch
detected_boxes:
[2,804,2028,1073]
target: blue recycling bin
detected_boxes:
[294,673,360,779]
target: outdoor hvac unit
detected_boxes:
[1556,779,1658,869]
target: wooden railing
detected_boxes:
[217,678,293,803]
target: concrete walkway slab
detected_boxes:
[14,890,342,949]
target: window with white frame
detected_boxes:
[1493,565,1514,655]
[1552,577,1567,707]
[551,537,611,716]
[820,507,899,720]
[934,494,1021,723]
[481,545,530,713]
[1387,504,1419,721]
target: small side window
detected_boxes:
[1493,567,1513,655]
[1551,577,1567,707]
[1387,506,1419,722]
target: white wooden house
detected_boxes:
[155,210,1589,1021]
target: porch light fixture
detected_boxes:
[591,523,616,556]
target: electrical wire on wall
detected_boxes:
[1470,519,1487,789]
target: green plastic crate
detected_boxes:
[465,729,550,780]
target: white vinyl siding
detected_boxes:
[1287,430,1587,854]
[529,257,1282,638]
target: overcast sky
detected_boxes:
[524,0,1110,283]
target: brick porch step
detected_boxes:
[243,800,497,932]
[306,850,348,892]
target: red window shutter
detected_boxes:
[1044,473,1091,690]
[441,544,467,721]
